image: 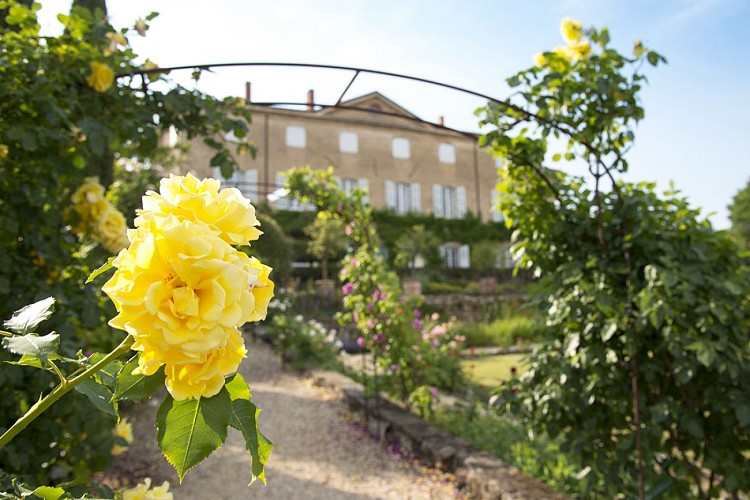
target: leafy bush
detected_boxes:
[268,314,342,368]
[457,315,542,348]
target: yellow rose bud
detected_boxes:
[86,61,115,92]
[533,52,548,67]
[560,17,583,43]
[569,40,591,60]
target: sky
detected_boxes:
[38,0,750,229]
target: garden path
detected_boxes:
[111,338,461,499]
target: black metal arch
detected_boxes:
[115,61,523,136]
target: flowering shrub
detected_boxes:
[71,177,129,253]
[268,313,342,367]
[284,167,467,402]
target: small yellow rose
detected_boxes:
[0,144,8,160]
[71,177,108,233]
[86,61,115,92]
[560,17,583,43]
[121,478,173,500]
[569,40,591,60]
[95,205,129,253]
[533,52,548,67]
[111,417,133,455]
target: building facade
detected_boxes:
[181,90,504,225]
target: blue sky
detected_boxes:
[39,0,750,228]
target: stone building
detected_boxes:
[179,87,507,268]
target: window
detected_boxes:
[438,143,456,164]
[432,184,466,219]
[385,180,420,214]
[285,126,306,148]
[496,244,515,269]
[439,243,470,269]
[212,167,258,202]
[392,137,410,159]
[339,132,358,153]
[490,190,505,222]
[337,177,369,203]
[273,172,315,211]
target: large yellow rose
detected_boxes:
[86,61,115,92]
[137,173,262,246]
[560,17,583,43]
[94,205,129,253]
[103,215,269,399]
[121,478,173,500]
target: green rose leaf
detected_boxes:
[29,486,66,500]
[157,389,232,482]
[74,378,117,417]
[113,355,166,402]
[2,332,60,364]
[3,296,55,334]
[225,374,273,485]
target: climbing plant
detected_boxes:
[482,19,750,498]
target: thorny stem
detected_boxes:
[0,336,134,450]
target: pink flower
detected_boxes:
[413,308,422,319]
[412,319,423,331]
[430,387,438,398]
[353,311,359,322]
[342,283,355,295]
[350,257,358,267]
[357,337,365,348]
[373,333,385,343]
[431,312,440,321]
[367,302,374,312]
[430,324,447,337]
[390,363,399,373]
[367,318,377,329]
[345,224,353,235]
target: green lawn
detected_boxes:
[460,353,527,387]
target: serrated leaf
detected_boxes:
[2,332,60,364]
[3,297,55,334]
[88,353,123,391]
[113,355,166,402]
[157,390,232,482]
[75,378,117,417]
[7,352,61,370]
[226,374,272,485]
[86,257,115,283]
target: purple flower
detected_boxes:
[356,337,365,348]
[366,302,374,312]
[390,363,399,373]
[373,333,385,343]
[429,387,438,398]
[412,319,423,331]
[342,283,355,295]
[413,308,422,319]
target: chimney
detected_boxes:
[245,82,251,103]
[307,89,315,111]
[437,115,445,127]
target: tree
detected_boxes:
[393,224,439,277]
[728,177,750,246]
[481,19,750,498]
[304,213,347,280]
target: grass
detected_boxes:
[457,315,542,348]
[460,353,527,387]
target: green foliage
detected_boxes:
[470,240,500,274]
[480,20,749,498]
[244,213,292,279]
[728,176,750,247]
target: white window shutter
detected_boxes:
[385,180,397,210]
[244,169,258,201]
[410,182,421,213]
[275,172,289,210]
[334,176,342,189]
[432,184,444,218]
[456,186,467,218]
[491,190,504,222]
[358,178,369,204]
[459,244,470,269]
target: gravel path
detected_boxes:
[111,337,461,499]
